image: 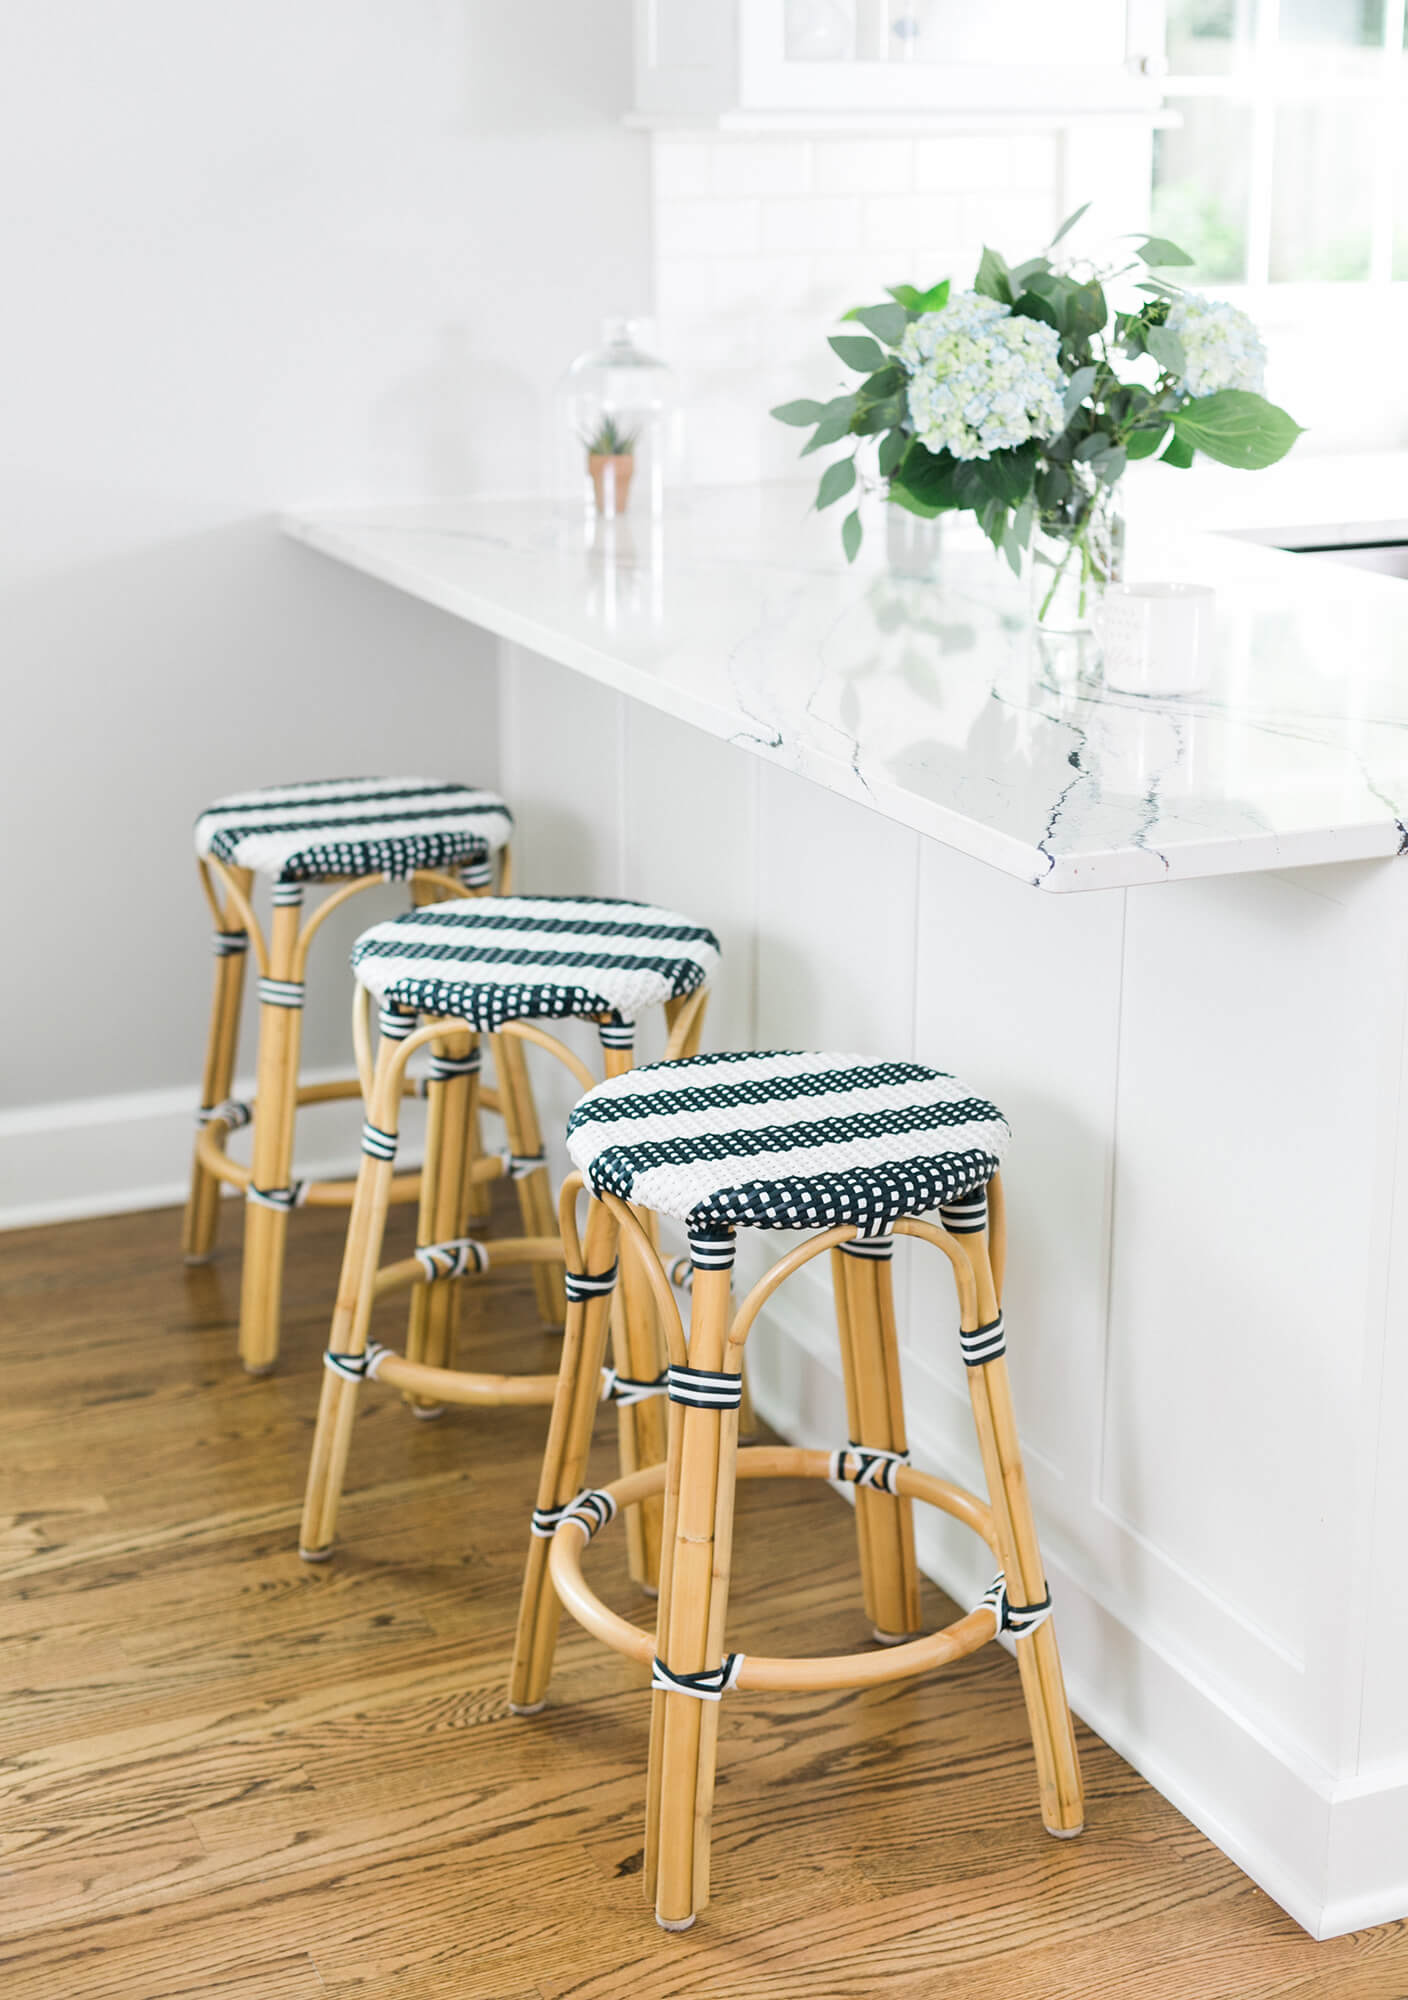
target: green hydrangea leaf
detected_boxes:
[771,399,827,427]
[974,245,1014,305]
[846,303,909,347]
[877,427,908,477]
[829,333,886,373]
[816,455,858,510]
[1125,423,1170,460]
[1171,391,1303,470]
[1136,235,1195,268]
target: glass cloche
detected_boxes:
[558,318,679,521]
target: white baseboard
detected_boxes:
[746,1290,1408,1943]
[0,1070,430,1232]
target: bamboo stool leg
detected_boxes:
[508,1196,620,1712]
[182,864,253,1262]
[831,1242,921,1643]
[492,1030,566,1326]
[602,1041,668,1592]
[298,1040,403,1561]
[237,896,305,1375]
[646,1259,738,1932]
[961,1225,1084,1838]
[402,1028,474,1417]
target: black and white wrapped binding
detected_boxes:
[211,930,249,958]
[196,1098,251,1131]
[530,1487,615,1540]
[378,1004,417,1041]
[247,1182,307,1212]
[667,1364,743,1411]
[651,1654,745,1701]
[597,1020,635,1052]
[501,1150,546,1181]
[978,1572,1053,1637]
[360,1121,399,1162]
[459,858,495,889]
[688,1231,736,1273]
[271,881,305,908]
[940,1188,989,1235]
[666,1256,695,1292]
[427,1047,481,1081]
[840,1232,894,1260]
[323,1341,390,1383]
[959,1313,1006,1367]
[600,1366,668,1406]
[415,1237,490,1281]
[258,977,305,1010]
[563,1265,618,1305]
[829,1442,910,1494]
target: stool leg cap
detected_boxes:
[507,1699,547,1716]
[656,1913,696,1933]
[299,1546,334,1564]
[243,1360,277,1378]
[410,1404,446,1422]
[1046,1823,1084,1840]
[183,1252,215,1268]
[872,1625,918,1648]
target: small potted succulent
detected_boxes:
[581,413,639,517]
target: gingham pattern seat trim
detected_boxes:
[349,895,720,1033]
[194,777,512,884]
[564,1049,1008,1235]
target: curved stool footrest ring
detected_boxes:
[547,1446,1008,1696]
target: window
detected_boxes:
[1152,0,1406,285]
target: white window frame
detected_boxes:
[1160,0,1408,289]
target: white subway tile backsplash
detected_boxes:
[707,137,815,197]
[812,137,914,195]
[655,196,762,259]
[653,136,713,202]
[649,123,1080,490]
[859,190,966,253]
[760,195,862,253]
[914,132,1019,192]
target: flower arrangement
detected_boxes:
[772,206,1302,622]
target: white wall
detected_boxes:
[0,3,649,1182]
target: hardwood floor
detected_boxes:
[2,1198,1407,1999]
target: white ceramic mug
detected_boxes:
[1098,582,1216,696]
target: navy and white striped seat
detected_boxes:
[195,777,512,884]
[350,895,721,1034]
[565,1049,1008,1235]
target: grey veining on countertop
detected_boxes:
[283,477,1408,892]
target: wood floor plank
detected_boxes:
[1,1195,1403,1997]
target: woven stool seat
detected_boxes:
[195,776,512,883]
[350,895,721,1033]
[565,1049,1009,1235]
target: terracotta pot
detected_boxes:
[588,452,634,516]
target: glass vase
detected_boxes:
[1028,486,1125,634]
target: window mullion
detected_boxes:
[1244,0,1279,286]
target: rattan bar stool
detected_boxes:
[510,1049,1083,1933]
[185,776,523,1374]
[297,894,721,1589]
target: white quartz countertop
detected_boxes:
[283,465,1408,893]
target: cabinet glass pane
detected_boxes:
[1166,0,1257,75]
[1152,99,1252,280]
[1277,0,1386,79]
[784,0,858,60]
[1269,101,1375,279]
[1278,0,1383,44]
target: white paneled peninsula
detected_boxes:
[285,480,1408,1940]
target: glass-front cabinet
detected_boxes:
[634,0,1165,119]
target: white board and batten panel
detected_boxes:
[498,635,1408,1937]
